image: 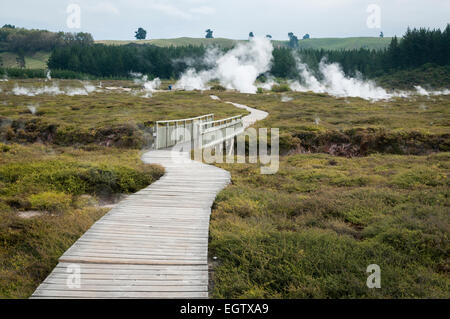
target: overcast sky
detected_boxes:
[1,0,449,40]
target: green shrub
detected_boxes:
[29,191,72,212]
[0,143,11,152]
[210,84,226,91]
[392,169,446,189]
[271,84,291,92]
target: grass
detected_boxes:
[0,51,50,69]
[210,150,449,299]
[0,143,163,298]
[0,79,246,147]
[203,90,449,298]
[295,37,392,50]
[216,91,450,155]
[96,37,240,49]
[96,37,392,51]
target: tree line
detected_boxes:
[48,44,208,78]
[0,25,93,54]
[43,25,450,80]
[274,25,450,78]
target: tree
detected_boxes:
[266,35,272,39]
[205,29,213,39]
[2,24,15,29]
[380,31,384,38]
[288,32,299,48]
[16,49,25,68]
[387,36,400,68]
[249,32,254,38]
[135,28,147,40]
[303,34,310,39]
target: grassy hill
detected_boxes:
[0,51,50,69]
[296,37,392,50]
[96,37,392,50]
[96,37,240,48]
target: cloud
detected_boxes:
[122,0,193,19]
[85,1,120,15]
[151,2,192,19]
[189,6,216,15]
[122,0,217,20]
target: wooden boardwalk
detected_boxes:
[31,99,267,299]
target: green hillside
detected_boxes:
[96,37,239,48]
[0,51,50,69]
[296,37,392,50]
[96,37,392,50]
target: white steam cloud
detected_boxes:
[175,37,273,94]
[287,57,450,101]
[13,84,63,96]
[142,78,161,97]
[257,76,277,91]
[27,104,38,115]
[414,85,450,96]
[281,94,293,102]
[11,82,99,96]
[289,58,401,101]
[131,73,161,97]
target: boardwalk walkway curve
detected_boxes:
[31,96,268,299]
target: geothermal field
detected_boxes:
[0,1,449,306]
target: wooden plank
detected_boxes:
[55,263,208,271]
[31,290,208,298]
[42,278,208,286]
[36,283,208,292]
[58,256,207,265]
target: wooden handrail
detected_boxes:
[155,113,243,150]
[156,114,214,125]
[200,115,242,129]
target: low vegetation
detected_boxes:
[219,91,449,155]
[211,153,449,298]
[96,36,392,51]
[207,91,449,298]
[0,80,245,148]
[0,143,163,298]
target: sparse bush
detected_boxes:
[29,191,72,212]
[271,84,291,92]
[210,84,226,91]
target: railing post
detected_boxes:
[166,122,169,148]
[156,122,159,149]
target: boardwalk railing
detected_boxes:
[155,114,214,149]
[155,114,244,150]
[199,115,244,148]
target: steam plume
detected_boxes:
[175,37,273,94]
